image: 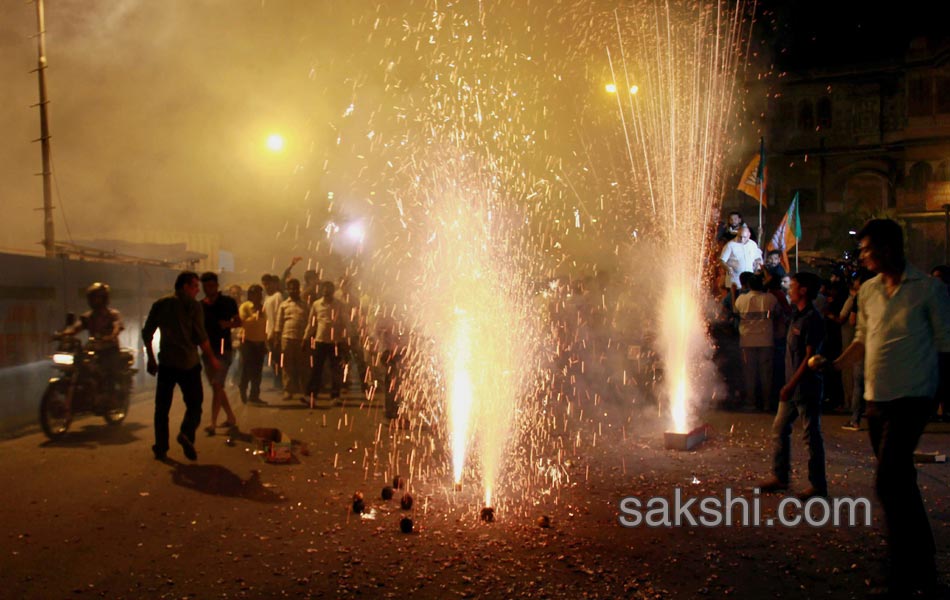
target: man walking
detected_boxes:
[143,271,220,461]
[759,272,827,499]
[200,272,240,434]
[831,219,950,598]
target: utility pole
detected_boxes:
[33,0,55,257]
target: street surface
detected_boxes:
[2,383,949,599]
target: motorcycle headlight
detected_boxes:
[52,353,75,366]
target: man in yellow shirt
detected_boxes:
[239,284,268,404]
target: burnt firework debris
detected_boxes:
[352,492,365,514]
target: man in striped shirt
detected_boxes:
[734,273,778,411]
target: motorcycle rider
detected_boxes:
[59,282,125,391]
[62,283,124,342]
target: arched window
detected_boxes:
[908,161,933,192]
[816,97,832,129]
[935,160,950,182]
[798,100,815,131]
[844,171,889,213]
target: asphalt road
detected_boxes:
[2,383,949,599]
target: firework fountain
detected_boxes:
[605,0,752,438]
[364,2,558,516]
[286,0,754,521]
[412,164,539,510]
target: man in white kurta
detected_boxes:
[720,224,763,288]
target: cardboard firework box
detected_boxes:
[250,428,293,463]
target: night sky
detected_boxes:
[1,1,944,274]
[763,0,947,71]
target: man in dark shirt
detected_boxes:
[759,272,827,499]
[143,271,220,461]
[763,250,787,282]
[199,272,240,434]
[717,211,757,244]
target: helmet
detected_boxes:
[86,282,110,308]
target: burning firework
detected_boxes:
[448,313,475,487]
[606,0,753,434]
[281,0,755,520]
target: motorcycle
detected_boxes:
[40,327,137,440]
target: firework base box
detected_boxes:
[664,424,708,451]
[914,451,947,464]
[250,427,293,463]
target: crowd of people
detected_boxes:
[715,213,949,419]
[714,214,950,598]
[63,211,949,598]
[139,260,405,462]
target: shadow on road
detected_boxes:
[168,460,287,503]
[254,401,328,411]
[39,422,147,448]
[266,396,381,410]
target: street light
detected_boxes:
[605,83,639,95]
[265,133,285,152]
[345,221,366,244]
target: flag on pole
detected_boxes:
[737,138,767,207]
[767,193,802,272]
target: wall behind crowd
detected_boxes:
[0,252,177,434]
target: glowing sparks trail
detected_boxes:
[607,0,752,433]
[660,280,703,433]
[448,313,474,485]
[362,0,556,511]
[282,0,756,518]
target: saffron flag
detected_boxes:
[737,138,767,207]
[767,193,802,271]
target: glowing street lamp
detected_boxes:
[265,133,285,152]
[605,83,639,95]
[344,221,365,244]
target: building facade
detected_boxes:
[763,36,950,268]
